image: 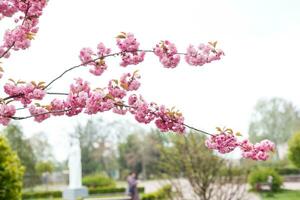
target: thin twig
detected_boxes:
[43,49,186,90]
[10,108,71,120]
[47,92,68,95]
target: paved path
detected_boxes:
[283,182,300,190]
[139,179,261,200]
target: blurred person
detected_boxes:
[127,171,139,200]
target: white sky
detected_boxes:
[1,0,300,161]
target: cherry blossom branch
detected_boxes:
[0,1,275,162]
[7,99,213,136]
[43,52,120,89]
[126,104,213,136]
[0,2,31,59]
[10,108,70,120]
[43,49,186,90]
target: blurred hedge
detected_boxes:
[275,167,300,175]
[22,191,61,199]
[23,187,145,199]
[82,173,116,188]
[142,185,172,200]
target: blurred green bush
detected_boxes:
[248,167,283,192]
[0,136,24,200]
[82,173,116,188]
[142,185,172,200]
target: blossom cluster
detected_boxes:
[128,94,157,124]
[185,42,225,66]
[153,40,180,68]
[116,32,145,67]
[127,94,185,133]
[28,105,49,122]
[205,128,239,153]
[120,71,141,91]
[240,139,275,161]
[0,0,47,59]
[27,72,140,121]
[77,32,225,73]
[17,73,185,133]
[0,104,16,125]
[79,42,111,76]
[205,128,275,161]
[0,0,18,17]
[4,81,46,105]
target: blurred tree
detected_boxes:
[2,124,39,188]
[29,132,53,161]
[288,132,300,168]
[158,132,248,200]
[0,136,24,200]
[141,130,164,179]
[118,133,143,176]
[36,161,55,191]
[248,98,300,159]
[74,118,120,176]
[36,161,55,175]
[118,130,163,179]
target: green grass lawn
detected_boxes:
[260,190,300,200]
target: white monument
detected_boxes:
[63,136,88,200]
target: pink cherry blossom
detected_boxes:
[0,0,18,17]
[0,0,47,59]
[4,82,45,105]
[79,48,94,64]
[108,80,126,99]
[116,32,145,67]
[28,105,50,122]
[79,42,110,76]
[120,72,141,91]
[154,105,185,133]
[240,139,275,161]
[185,43,224,66]
[205,129,239,153]
[84,90,113,114]
[0,104,16,125]
[50,99,65,116]
[154,40,180,68]
[127,95,156,124]
[205,128,275,161]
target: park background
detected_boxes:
[1,0,300,199]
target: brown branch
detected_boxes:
[46,92,68,95]
[43,49,186,90]
[10,108,71,120]
[119,102,213,136]
[5,99,212,136]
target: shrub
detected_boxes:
[82,173,116,188]
[288,132,300,168]
[248,167,283,192]
[22,186,145,199]
[89,186,144,195]
[0,136,24,200]
[276,167,300,175]
[22,191,61,199]
[88,187,124,195]
[142,185,172,200]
